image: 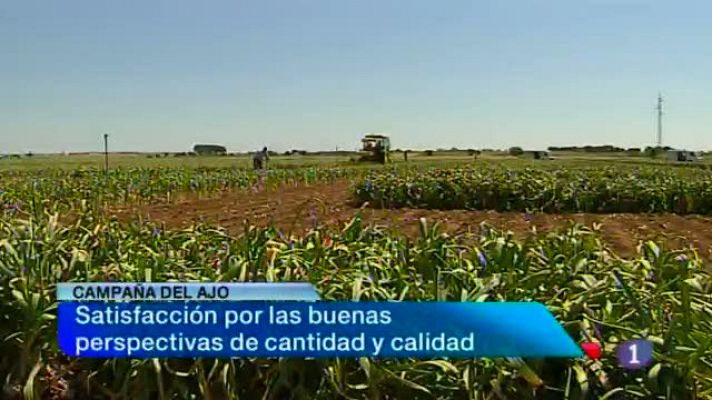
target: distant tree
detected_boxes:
[626,148,641,155]
[644,146,672,158]
[26,151,33,157]
[424,150,434,156]
[468,149,481,159]
[508,147,524,156]
[193,144,226,155]
[549,145,625,153]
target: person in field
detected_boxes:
[253,146,269,171]
[252,147,269,190]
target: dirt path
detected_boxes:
[111,180,712,258]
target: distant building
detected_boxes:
[193,144,227,155]
[665,150,700,162]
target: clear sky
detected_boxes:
[1,0,711,153]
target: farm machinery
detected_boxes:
[358,134,391,164]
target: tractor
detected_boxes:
[358,134,391,164]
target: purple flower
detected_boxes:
[676,254,688,263]
[152,227,160,237]
[524,213,532,222]
[365,180,373,191]
[647,270,654,280]
[477,251,488,269]
[593,323,602,339]
[288,240,295,250]
[613,270,624,289]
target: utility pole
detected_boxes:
[656,93,663,147]
[103,133,109,172]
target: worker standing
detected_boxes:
[253,146,269,171]
[252,146,269,190]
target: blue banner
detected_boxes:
[58,301,582,358]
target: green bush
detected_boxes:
[509,147,524,156]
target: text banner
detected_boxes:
[57,282,320,301]
[58,301,582,358]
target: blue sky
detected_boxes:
[1,0,711,153]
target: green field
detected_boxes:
[1,153,710,399]
[2,150,708,171]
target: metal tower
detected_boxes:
[656,94,663,147]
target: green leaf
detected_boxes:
[416,360,459,374]
[600,388,626,400]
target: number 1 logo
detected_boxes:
[617,339,653,370]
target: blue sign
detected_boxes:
[616,339,654,370]
[58,301,582,359]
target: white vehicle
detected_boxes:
[665,150,699,162]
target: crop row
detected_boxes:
[1,212,710,399]
[354,166,712,214]
[0,166,365,216]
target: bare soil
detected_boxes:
[111,180,712,259]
